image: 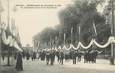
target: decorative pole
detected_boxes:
[7,0,10,66]
[7,0,10,26]
[110,0,114,65]
[0,14,1,71]
[0,0,4,69]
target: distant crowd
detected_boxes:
[21,49,99,65]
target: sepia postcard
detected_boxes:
[0,0,115,73]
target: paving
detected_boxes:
[1,58,115,73]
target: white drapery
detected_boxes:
[2,30,23,52]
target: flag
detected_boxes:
[5,24,14,47]
[1,22,23,52]
[56,31,61,46]
[10,19,22,48]
[1,24,12,45]
[11,18,17,37]
[71,27,73,35]
[71,27,73,43]
[58,31,61,41]
[1,23,9,51]
[93,22,97,36]
[78,26,81,42]
[5,24,12,38]
[64,33,66,44]
[79,26,81,37]
[37,41,40,48]
[16,26,22,46]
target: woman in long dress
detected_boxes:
[15,52,23,71]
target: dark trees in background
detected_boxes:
[33,0,111,51]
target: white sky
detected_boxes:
[1,0,72,47]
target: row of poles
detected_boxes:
[110,0,114,65]
[0,0,4,68]
[48,0,115,65]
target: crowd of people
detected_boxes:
[1,48,99,71]
[18,49,98,65]
[14,48,99,71]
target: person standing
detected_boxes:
[72,50,77,64]
[50,50,55,65]
[77,51,82,62]
[32,52,36,61]
[26,52,30,60]
[15,52,23,71]
[45,49,50,65]
[60,51,64,65]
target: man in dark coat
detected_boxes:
[26,52,30,60]
[77,52,82,62]
[59,51,64,65]
[32,52,36,61]
[72,50,77,64]
[40,51,46,61]
[50,50,55,65]
[84,51,88,63]
[15,52,23,71]
[55,50,60,62]
[45,49,50,65]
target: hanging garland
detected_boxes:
[2,29,23,52]
[57,36,115,50]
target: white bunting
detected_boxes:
[56,36,115,51]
